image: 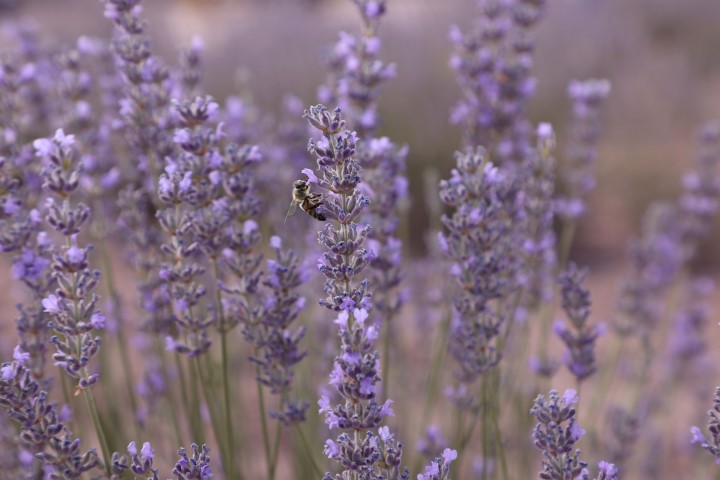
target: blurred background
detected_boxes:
[0,2,719,478]
[3,0,720,267]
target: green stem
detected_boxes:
[480,377,489,480]
[491,399,508,480]
[187,355,204,444]
[412,311,450,474]
[294,423,323,477]
[256,365,273,480]
[421,312,451,422]
[99,241,141,439]
[212,259,238,470]
[154,340,183,449]
[588,337,626,432]
[193,356,231,478]
[558,221,577,272]
[490,368,507,480]
[270,416,283,480]
[381,315,392,402]
[82,387,111,477]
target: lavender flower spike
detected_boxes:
[530,389,587,480]
[417,448,458,480]
[306,105,409,479]
[449,0,547,163]
[34,129,104,391]
[556,79,611,221]
[691,387,720,465]
[554,263,601,382]
[172,443,213,479]
[439,147,523,383]
[0,357,100,478]
[127,441,159,479]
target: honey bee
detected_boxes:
[285,179,326,222]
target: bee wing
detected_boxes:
[284,201,299,223]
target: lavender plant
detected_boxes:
[554,263,600,384]
[691,387,720,465]
[449,0,546,164]
[320,0,408,399]
[555,79,611,226]
[304,104,413,480]
[1,1,719,479]
[0,353,101,478]
[34,129,112,473]
[531,389,618,480]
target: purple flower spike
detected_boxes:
[692,387,720,465]
[531,389,587,480]
[306,105,412,480]
[555,264,600,382]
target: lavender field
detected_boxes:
[1,0,720,479]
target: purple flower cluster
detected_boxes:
[0,358,100,478]
[666,277,713,380]
[531,389,618,480]
[679,123,720,247]
[555,79,611,221]
[691,387,720,465]
[449,0,546,163]
[554,263,601,382]
[321,0,408,353]
[127,440,159,479]
[417,448,458,480]
[531,389,587,479]
[320,0,395,137]
[305,105,408,479]
[104,0,176,178]
[172,443,213,480]
[34,130,105,391]
[248,236,309,425]
[603,405,639,471]
[439,147,523,383]
[157,95,262,356]
[614,123,720,339]
[520,124,558,309]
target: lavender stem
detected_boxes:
[99,242,141,438]
[82,379,111,476]
[256,362,273,480]
[212,257,239,479]
[293,423,323,477]
[192,355,228,475]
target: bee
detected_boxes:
[285,179,326,222]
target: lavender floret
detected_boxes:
[691,387,720,465]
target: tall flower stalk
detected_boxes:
[34,129,111,475]
[305,104,412,480]
[449,0,546,164]
[555,79,611,267]
[321,0,408,399]
[554,263,601,394]
[0,355,101,478]
[438,145,523,474]
[531,389,618,480]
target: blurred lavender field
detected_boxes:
[1,0,720,479]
